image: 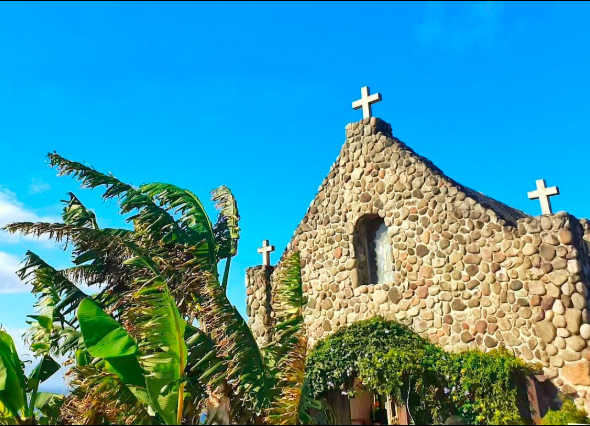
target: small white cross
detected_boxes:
[528,179,560,215]
[352,86,382,119]
[257,240,275,266]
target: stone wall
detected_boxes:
[246,117,590,408]
[246,265,274,347]
[515,214,590,402]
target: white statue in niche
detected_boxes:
[367,219,395,284]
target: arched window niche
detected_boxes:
[354,215,395,286]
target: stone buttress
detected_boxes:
[246,265,274,347]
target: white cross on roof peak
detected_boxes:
[352,86,382,119]
[528,179,560,215]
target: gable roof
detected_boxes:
[283,117,529,257]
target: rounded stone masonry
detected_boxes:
[246,265,275,347]
[255,117,590,412]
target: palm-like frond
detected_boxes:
[122,190,189,245]
[184,325,222,423]
[5,222,148,327]
[272,252,304,321]
[4,222,86,244]
[61,366,151,425]
[211,185,240,260]
[5,223,140,308]
[34,392,65,425]
[11,154,318,425]
[265,252,324,426]
[5,223,139,284]
[25,319,86,359]
[18,251,87,320]
[211,185,241,291]
[0,330,28,419]
[139,183,217,272]
[184,324,235,425]
[64,227,137,300]
[265,337,308,425]
[62,263,118,290]
[186,325,225,382]
[266,252,306,363]
[62,192,99,229]
[49,153,191,245]
[16,251,86,357]
[194,272,274,418]
[55,328,85,357]
[128,261,188,426]
[49,153,134,200]
[4,222,136,256]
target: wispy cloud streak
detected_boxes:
[417,1,504,50]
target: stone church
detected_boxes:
[246,87,590,421]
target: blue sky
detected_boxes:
[0,1,589,392]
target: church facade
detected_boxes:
[246,89,590,415]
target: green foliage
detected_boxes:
[4,153,315,425]
[139,182,218,270]
[306,317,540,425]
[436,349,536,425]
[77,293,188,426]
[542,397,589,425]
[0,330,28,420]
[265,252,314,425]
[18,250,86,358]
[77,299,145,388]
[34,393,65,425]
[211,185,241,261]
[131,275,188,426]
[195,271,274,416]
[78,298,138,359]
[61,366,151,425]
[62,192,99,229]
[0,330,63,425]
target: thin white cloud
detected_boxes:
[0,188,43,222]
[29,178,51,195]
[0,251,28,294]
[416,1,504,51]
[0,187,59,244]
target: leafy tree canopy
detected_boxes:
[306,317,541,425]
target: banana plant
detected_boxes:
[0,330,63,425]
[4,153,328,425]
[76,274,188,426]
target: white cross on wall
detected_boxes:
[257,240,275,267]
[352,86,382,119]
[528,179,560,215]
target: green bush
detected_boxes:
[542,398,589,425]
[306,317,541,425]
